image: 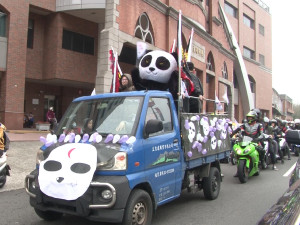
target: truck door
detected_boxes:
[143,97,182,205]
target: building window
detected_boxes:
[243,14,254,29]
[259,24,265,36]
[248,75,255,93]
[27,19,34,49]
[62,29,94,55]
[225,1,237,18]
[259,54,265,66]
[222,62,228,79]
[0,10,7,37]
[243,46,255,60]
[134,13,154,45]
[206,51,215,71]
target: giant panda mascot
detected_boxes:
[131,50,179,100]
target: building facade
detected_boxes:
[0,0,272,129]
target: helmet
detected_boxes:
[242,119,247,124]
[270,119,277,125]
[263,117,269,123]
[246,111,257,124]
[252,108,261,120]
[295,119,300,124]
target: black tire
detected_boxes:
[0,174,6,188]
[295,147,300,157]
[34,208,63,221]
[122,189,153,225]
[230,152,237,165]
[237,160,248,183]
[203,167,221,200]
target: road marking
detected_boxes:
[283,162,297,177]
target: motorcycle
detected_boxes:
[0,153,10,188]
[233,136,260,183]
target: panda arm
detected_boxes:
[131,68,146,90]
[168,71,179,100]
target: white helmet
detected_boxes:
[294,119,300,124]
[263,117,269,123]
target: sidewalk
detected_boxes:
[6,128,50,142]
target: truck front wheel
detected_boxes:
[203,167,221,200]
[34,208,63,221]
[122,189,153,225]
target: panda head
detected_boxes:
[139,50,177,83]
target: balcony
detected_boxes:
[0,37,7,71]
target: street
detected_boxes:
[0,140,297,225]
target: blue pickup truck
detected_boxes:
[25,90,231,225]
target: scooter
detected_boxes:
[233,136,260,183]
[0,153,10,188]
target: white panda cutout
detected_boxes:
[211,135,217,150]
[139,50,177,84]
[200,117,210,136]
[188,122,196,143]
[38,143,97,200]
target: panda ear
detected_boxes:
[171,52,178,65]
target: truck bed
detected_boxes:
[180,113,231,164]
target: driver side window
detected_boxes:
[145,97,173,135]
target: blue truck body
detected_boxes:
[25,90,231,224]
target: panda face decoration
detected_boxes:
[38,143,97,200]
[139,50,177,84]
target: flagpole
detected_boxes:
[113,52,117,93]
[177,10,182,120]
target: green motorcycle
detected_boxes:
[233,136,260,183]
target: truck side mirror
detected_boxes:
[144,119,163,138]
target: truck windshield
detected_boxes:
[56,96,143,136]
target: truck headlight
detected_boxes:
[97,152,127,171]
[36,149,44,165]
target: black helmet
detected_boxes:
[252,108,261,120]
[246,111,257,124]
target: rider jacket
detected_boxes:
[231,122,264,142]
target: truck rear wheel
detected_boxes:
[34,208,63,221]
[203,167,221,200]
[122,189,153,225]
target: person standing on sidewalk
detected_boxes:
[46,107,57,130]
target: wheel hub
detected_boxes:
[132,202,146,225]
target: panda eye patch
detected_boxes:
[71,163,91,174]
[156,57,170,70]
[44,160,62,172]
[141,55,152,67]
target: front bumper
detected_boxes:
[25,170,131,223]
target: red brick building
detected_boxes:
[0,0,272,129]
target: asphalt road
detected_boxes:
[0,141,298,225]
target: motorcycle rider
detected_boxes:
[294,119,300,130]
[263,117,278,170]
[231,111,265,176]
[270,119,284,163]
[277,119,291,160]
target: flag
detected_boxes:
[170,39,176,53]
[186,28,194,62]
[222,91,229,104]
[215,92,223,111]
[91,88,96,96]
[136,41,147,66]
[109,48,122,93]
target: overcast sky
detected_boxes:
[262,0,300,104]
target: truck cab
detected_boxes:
[25,90,231,225]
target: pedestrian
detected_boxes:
[0,122,9,157]
[83,118,94,134]
[119,73,136,92]
[46,107,57,130]
[183,62,204,113]
[28,112,34,128]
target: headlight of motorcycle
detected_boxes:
[237,149,242,155]
[244,148,251,154]
[36,149,44,165]
[97,152,127,171]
